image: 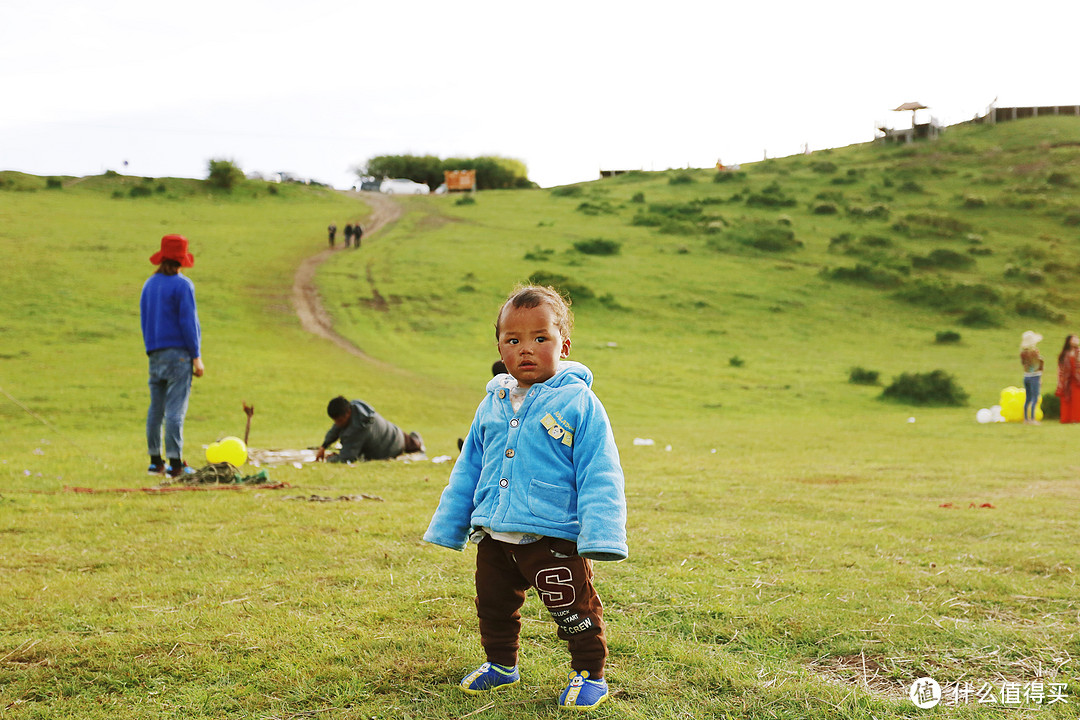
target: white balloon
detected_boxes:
[976,408,993,424]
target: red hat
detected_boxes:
[150,234,194,267]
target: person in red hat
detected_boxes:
[140,234,204,477]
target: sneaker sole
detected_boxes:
[460,678,519,695]
[560,692,608,711]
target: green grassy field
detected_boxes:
[2,119,1079,719]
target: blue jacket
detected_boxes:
[424,361,627,561]
[140,273,201,359]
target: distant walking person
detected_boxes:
[1056,334,1080,423]
[1020,331,1044,424]
[141,234,204,478]
[344,223,354,249]
[328,223,337,248]
[353,223,363,248]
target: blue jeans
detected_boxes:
[147,348,193,459]
[1024,375,1041,420]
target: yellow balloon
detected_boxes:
[206,436,248,466]
[999,386,1025,423]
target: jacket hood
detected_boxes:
[486,360,592,394]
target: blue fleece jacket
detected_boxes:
[424,361,627,561]
[140,273,201,358]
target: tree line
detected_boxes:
[358,154,536,191]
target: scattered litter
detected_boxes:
[664,445,672,452]
[431,455,453,464]
[23,469,30,476]
[606,342,618,348]
[33,448,44,455]
[632,438,655,446]
[283,494,383,502]
[711,449,717,454]
[292,462,303,469]
[907,417,916,423]
[939,502,996,509]
[155,463,270,488]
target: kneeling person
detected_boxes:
[315,396,424,463]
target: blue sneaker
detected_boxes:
[168,462,196,479]
[460,662,520,694]
[148,463,166,476]
[558,670,608,710]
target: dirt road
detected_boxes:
[291,191,402,360]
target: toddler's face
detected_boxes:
[497,304,570,388]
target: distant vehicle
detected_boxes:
[433,183,448,195]
[359,179,382,192]
[380,178,430,195]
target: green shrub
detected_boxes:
[898,180,923,193]
[266,184,277,195]
[810,161,838,174]
[881,370,968,406]
[455,194,477,206]
[822,263,905,289]
[959,305,1002,328]
[893,277,1002,312]
[729,356,745,368]
[911,248,975,270]
[207,158,244,190]
[550,185,584,197]
[713,171,744,183]
[726,220,802,252]
[1047,172,1073,187]
[523,247,554,262]
[746,182,797,208]
[573,238,621,256]
[859,235,893,248]
[896,213,973,238]
[849,367,880,385]
[828,233,854,252]
[630,192,645,203]
[128,185,153,198]
[812,202,839,215]
[962,195,987,208]
[1015,298,1065,323]
[576,200,616,215]
[668,172,695,185]
[1042,393,1061,419]
[45,177,63,190]
[526,271,594,303]
[934,330,962,344]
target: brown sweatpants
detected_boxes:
[474,535,607,677]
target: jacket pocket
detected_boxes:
[527,479,572,523]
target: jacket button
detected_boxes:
[505,449,515,458]
[500,478,508,488]
[510,418,519,427]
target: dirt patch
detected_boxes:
[808,654,908,699]
[291,191,402,361]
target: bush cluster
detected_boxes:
[849,367,880,385]
[934,330,962,344]
[526,271,594,303]
[745,182,797,208]
[881,370,968,406]
[911,248,975,270]
[573,238,621,256]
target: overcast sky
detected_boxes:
[2,1,1077,189]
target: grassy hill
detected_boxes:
[1,119,1078,719]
